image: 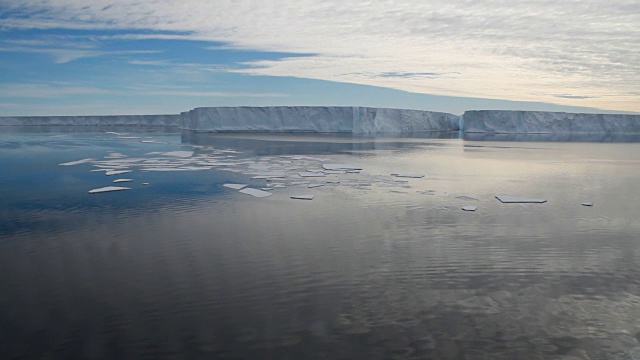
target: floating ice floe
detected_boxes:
[582,202,594,206]
[59,158,95,166]
[88,186,131,194]
[142,182,149,185]
[239,188,273,198]
[391,173,425,178]
[462,205,478,211]
[105,170,133,176]
[308,183,324,188]
[261,187,274,191]
[162,151,194,158]
[298,172,326,177]
[323,164,362,171]
[223,183,247,190]
[105,131,128,135]
[495,195,547,203]
[291,195,314,200]
[113,179,133,183]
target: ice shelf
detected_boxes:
[3,107,639,135]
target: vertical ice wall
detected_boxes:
[462,110,640,134]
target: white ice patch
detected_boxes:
[239,188,273,198]
[59,158,95,166]
[291,195,314,200]
[105,170,133,176]
[308,183,325,188]
[162,151,194,158]
[113,179,133,183]
[496,195,547,203]
[462,205,478,211]
[88,186,131,194]
[223,183,247,190]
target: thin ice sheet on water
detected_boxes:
[323,164,362,171]
[298,172,326,178]
[88,186,131,194]
[113,179,133,183]
[223,183,247,190]
[291,195,314,200]
[391,173,425,178]
[59,158,95,166]
[496,195,547,203]
[239,188,273,198]
[462,205,478,212]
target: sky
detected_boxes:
[1,0,639,116]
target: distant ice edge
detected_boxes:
[1,107,639,135]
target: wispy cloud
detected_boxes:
[553,94,600,100]
[0,83,110,97]
[2,1,639,111]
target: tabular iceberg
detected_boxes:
[0,114,182,127]
[1,106,639,135]
[463,110,640,134]
[181,106,461,134]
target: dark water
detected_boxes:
[1,128,640,359]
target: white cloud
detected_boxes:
[3,0,640,111]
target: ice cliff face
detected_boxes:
[463,110,640,134]
[0,114,182,127]
[1,107,638,135]
[181,106,460,134]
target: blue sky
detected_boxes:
[1,1,639,116]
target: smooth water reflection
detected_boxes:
[1,129,640,359]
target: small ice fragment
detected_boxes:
[391,173,425,178]
[117,136,140,139]
[239,188,272,198]
[88,186,131,194]
[496,195,547,203]
[323,164,362,171]
[308,183,324,188]
[223,183,247,190]
[322,170,346,174]
[298,172,326,177]
[162,150,194,158]
[105,131,127,135]
[113,179,133,183]
[105,152,127,158]
[291,195,314,200]
[581,202,594,206]
[142,182,149,185]
[272,184,287,188]
[105,170,132,176]
[141,140,157,143]
[261,187,274,191]
[462,205,478,212]
[60,158,95,166]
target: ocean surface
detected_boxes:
[1,127,640,360]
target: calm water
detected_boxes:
[1,128,640,360]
